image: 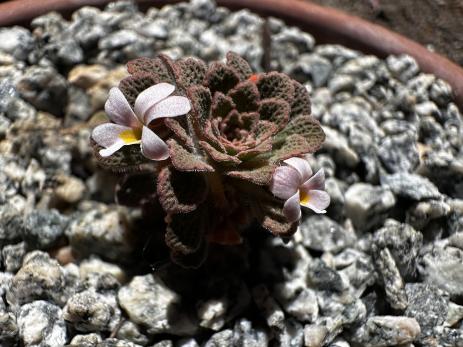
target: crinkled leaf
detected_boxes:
[167,139,215,172]
[211,92,235,119]
[157,166,208,214]
[127,57,174,83]
[91,138,154,174]
[205,62,240,95]
[226,164,276,185]
[227,80,260,112]
[226,51,253,81]
[291,81,311,118]
[164,118,194,149]
[119,73,160,107]
[252,120,278,143]
[237,138,272,160]
[175,57,207,88]
[170,236,208,269]
[275,115,325,152]
[199,140,241,166]
[187,85,212,130]
[257,72,295,104]
[165,205,208,255]
[270,134,314,163]
[261,204,298,236]
[259,98,290,130]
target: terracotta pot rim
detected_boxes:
[1,0,463,109]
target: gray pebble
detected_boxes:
[344,183,396,232]
[1,241,26,273]
[116,320,149,347]
[17,300,67,347]
[0,26,35,60]
[378,132,420,173]
[232,318,269,347]
[0,311,18,346]
[203,329,233,347]
[21,209,69,250]
[381,172,441,201]
[69,333,103,346]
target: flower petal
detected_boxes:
[270,166,302,200]
[134,83,175,120]
[284,157,312,182]
[104,88,141,127]
[283,192,302,223]
[145,96,192,124]
[301,169,325,191]
[92,123,133,148]
[300,189,330,214]
[99,141,125,157]
[141,126,169,161]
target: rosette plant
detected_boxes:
[91,52,327,268]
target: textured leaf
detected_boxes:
[211,92,235,119]
[261,206,298,236]
[270,134,314,162]
[157,166,208,214]
[252,120,278,143]
[127,57,173,82]
[170,236,208,269]
[175,57,207,88]
[199,140,241,166]
[91,138,154,174]
[259,98,290,130]
[237,138,272,160]
[119,73,160,107]
[167,139,215,172]
[187,85,212,130]
[275,115,325,152]
[165,205,208,255]
[226,51,253,81]
[257,72,295,104]
[227,80,260,112]
[226,164,276,185]
[205,62,240,95]
[291,81,311,118]
[164,118,194,149]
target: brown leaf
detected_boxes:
[259,98,290,130]
[199,140,241,166]
[204,62,240,95]
[227,80,260,112]
[157,166,209,214]
[257,72,295,104]
[291,81,311,118]
[168,139,215,172]
[275,115,325,153]
[226,51,253,81]
[127,57,174,83]
[119,73,160,107]
[175,57,207,88]
[226,164,276,186]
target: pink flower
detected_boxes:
[92,83,191,161]
[270,157,330,223]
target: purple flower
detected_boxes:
[92,83,191,161]
[270,157,330,223]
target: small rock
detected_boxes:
[69,333,103,346]
[17,301,67,347]
[304,324,327,347]
[386,54,419,83]
[197,297,228,331]
[380,172,441,201]
[322,127,359,168]
[16,65,68,116]
[52,173,86,204]
[0,311,18,346]
[68,64,109,89]
[308,260,345,293]
[378,133,420,173]
[66,205,136,261]
[79,257,127,284]
[98,338,142,347]
[118,274,197,336]
[344,183,396,232]
[277,319,304,347]
[406,200,451,230]
[204,329,233,347]
[405,283,448,339]
[1,241,27,273]
[63,289,117,332]
[288,53,332,87]
[99,29,140,50]
[421,246,463,298]
[0,26,35,60]
[6,251,67,308]
[252,284,285,330]
[349,316,420,347]
[232,319,269,347]
[299,215,355,254]
[116,320,149,347]
[21,209,69,249]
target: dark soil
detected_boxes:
[309,0,463,66]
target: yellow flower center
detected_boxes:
[119,128,142,144]
[300,190,311,205]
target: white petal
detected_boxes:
[301,169,325,191]
[270,166,302,200]
[104,88,141,127]
[301,190,330,214]
[134,83,175,120]
[283,192,302,223]
[92,123,132,148]
[141,126,169,161]
[284,157,312,182]
[144,95,191,124]
[99,141,125,157]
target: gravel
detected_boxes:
[0,0,462,345]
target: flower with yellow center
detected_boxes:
[92,83,191,160]
[270,157,330,223]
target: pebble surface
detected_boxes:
[0,0,462,346]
